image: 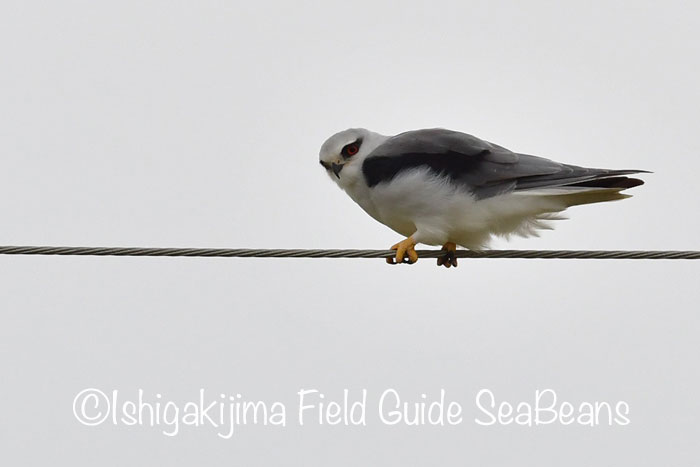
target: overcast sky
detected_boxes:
[1,1,699,465]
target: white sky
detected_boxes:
[1,1,698,465]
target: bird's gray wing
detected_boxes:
[362,128,646,199]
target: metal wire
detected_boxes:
[0,245,698,260]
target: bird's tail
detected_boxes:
[516,175,646,208]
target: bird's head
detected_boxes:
[319,128,385,189]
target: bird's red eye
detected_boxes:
[343,142,359,157]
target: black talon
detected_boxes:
[438,250,457,268]
[447,250,458,267]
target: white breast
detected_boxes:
[346,167,569,249]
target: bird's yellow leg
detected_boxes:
[437,242,458,268]
[386,237,418,265]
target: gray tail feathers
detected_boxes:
[534,172,649,207]
[568,175,645,190]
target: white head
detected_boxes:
[319,128,387,190]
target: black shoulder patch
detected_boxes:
[362,151,487,188]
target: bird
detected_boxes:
[319,128,648,268]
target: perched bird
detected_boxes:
[319,128,648,267]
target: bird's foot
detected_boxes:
[386,237,418,265]
[437,242,458,268]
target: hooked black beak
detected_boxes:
[331,163,343,178]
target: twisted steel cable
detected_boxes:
[0,245,698,260]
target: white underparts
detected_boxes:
[345,168,631,249]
